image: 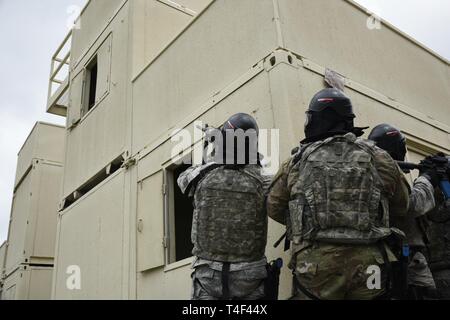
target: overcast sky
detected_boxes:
[0,0,449,243]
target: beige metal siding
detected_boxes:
[137,170,164,272]
[62,3,129,200]
[15,123,65,188]
[277,0,450,129]
[5,170,32,274]
[95,35,113,105]
[2,266,53,300]
[167,0,212,13]
[53,170,126,299]
[27,162,62,262]
[67,69,85,128]
[27,267,54,300]
[71,0,124,64]
[131,0,191,79]
[5,161,62,275]
[131,0,212,78]
[0,242,6,275]
[15,128,36,187]
[131,0,279,155]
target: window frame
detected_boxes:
[162,154,194,268]
[82,55,98,116]
[78,33,113,122]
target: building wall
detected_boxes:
[131,0,279,155]
[2,123,65,300]
[15,122,66,189]
[131,0,213,78]
[278,0,450,127]
[11,161,62,270]
[0,242,6,273]
[63,1,130,199]
[53,170,126,299]
[52,0,449,299]
[70,0,125,63]
[2,266,53,300]
[0,242,6,298]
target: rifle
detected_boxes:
[397,153,450,200]
[197,123,222,165]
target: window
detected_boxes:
[166,163,194,264]
[69,33,111,124]
[84,56,98,113]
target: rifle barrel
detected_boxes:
[397,161,422,171]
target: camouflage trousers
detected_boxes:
[291,243,395,300]
[191,258,267,300]
[431,269,450,299]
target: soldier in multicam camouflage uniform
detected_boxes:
[369,124,438,299]
[178,113,268,300]
[267,88,409,300]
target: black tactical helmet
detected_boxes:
[221,113,259,166]
[308,88,355,118]
[304,88,356,141]
[222,113,259,134]
[368,123,407,161]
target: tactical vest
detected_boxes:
[287,133,392,245]
[428,202,450,267]
[192,165,267,263]
[427,202,450,298]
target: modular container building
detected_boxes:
[46,0,449,299]
[0,242,6,298]
[1,122,65,300]
[1,265,53,300]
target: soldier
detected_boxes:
[427,176,450,299]
[369,124,438,299]
[178,113,268,300]
[267,88,409,300]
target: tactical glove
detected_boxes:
[420,170,439,188]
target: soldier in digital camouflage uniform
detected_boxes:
[267,88,409,300]
[369,124,438,299]
[427,158,450,299]
[178,113,268,300]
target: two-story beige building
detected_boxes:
[43,0,449,299]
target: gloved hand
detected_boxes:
[420,169,439,188]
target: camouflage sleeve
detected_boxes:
[261,174,274,195]
[372,148,409,217]
[409,176,436,218]
[177,165,200,195]
[177,163,219,196]
[266,159,291,225]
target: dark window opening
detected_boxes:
[86,56,98,111]
[62,155,124,210]
[172,164,194,262]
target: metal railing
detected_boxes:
[46,30,72,116]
